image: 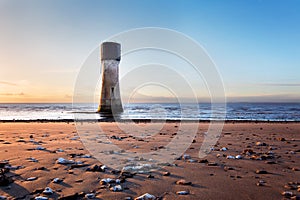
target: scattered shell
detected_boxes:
[0,196,7,200]
[101,165,107,171]
[35,197,48,200]
[100,178,115,185]
[220,147,228,151]
[281,191,293,197]
[80,154,92,158]
[36,146,46,150]
[163,171,170,176]
[43,187,53,195]
[70,136,80,140]
[134,193,156,200]
[147,174,154,179]
[115,179,121,184]
[56,157,75,164]
[176,179,192,185]
[226,155,235,159]
[110,185,122,192]
[224,166,235,171]
[53,178,62,183]
[85,193,95,199]
[235,155,243,159]
[182,154,191,160]
[26,177,38,181]
[256,180,266,186]
[176,191,189,195]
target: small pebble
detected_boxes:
[182,154,191,160]
[163,171,170,176]
[36,146,46,150]
[43,187,53,195]
[207,162,218,166]
[56,157,75,164]
[220,147,228,151]
[176,179,192,185]
[226,155,235,159]
[282,191,293,197]
[85,193,95,199]
[255,170,268,174]
[176,191,189,195]
[256,142,267,146]
[35,197,48,200]
[100,178,115,185]
[256,180,266,186]
[277,137,286,141]
[110,185,122,192]
[147,174,154,179]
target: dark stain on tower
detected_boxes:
[98,42,123,113]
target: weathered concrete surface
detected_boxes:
[98,42,123,113]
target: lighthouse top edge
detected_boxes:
[101,42,121,61]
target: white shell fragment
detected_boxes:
[26,177,38,181]
[85,193,95,199]
[221,147,228,151]
[100,178,115,184]
[135,193,156,200]
[56,157,75,164]
[110,185,122,192]
[235,155,243,159]
[226,155,235,159]
[43,187,53,195]
[53,178,62,183]
[176,191,189,195]
[182,154,191,160]
[36,146,46,150]
[35,197,48,200]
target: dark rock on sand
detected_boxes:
[86,164,105,172]
[255,170,268,174]
[162,171,170,176]
[58,192,85,200]
[176,179,192,185]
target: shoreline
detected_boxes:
[0,119,300,123]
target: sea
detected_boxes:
[0,103,299,121]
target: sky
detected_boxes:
[0,0,299,103]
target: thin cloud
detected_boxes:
[260,83,300,87]
[0,81,17,86]
[0,92,25,96]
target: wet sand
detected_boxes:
[0,122,299,200]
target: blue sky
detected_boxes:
[0,0,299,102]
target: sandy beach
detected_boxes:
[0,122,299,200]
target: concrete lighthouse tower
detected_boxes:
[98,42,123,113]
